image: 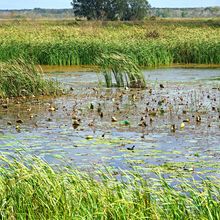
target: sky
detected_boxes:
[0,0,220,10]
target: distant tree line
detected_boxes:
[0,6,219,20]
[71,0,151,20]
[151,7,220,18]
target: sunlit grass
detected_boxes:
[0,19,219,66]
[0,156,220,219]
[0,59,61,98]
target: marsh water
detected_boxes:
[0,67,220,179]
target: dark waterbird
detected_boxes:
[127,145,135,151]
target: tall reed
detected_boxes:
[0,20,219,66]
[0,59,61,98]
[0,156,220,219]
[97,53,146,88]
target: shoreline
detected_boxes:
[41,63,220,73]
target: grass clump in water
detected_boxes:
[0,59,61,98]
[0,157,220,219]
[97,53,146,88]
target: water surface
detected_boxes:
[0,68,220,179]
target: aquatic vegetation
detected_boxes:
[0,59,61,98]
[0,20,219,66]
[0,69,219,177]
[0,65,219,219]
[97,53,146,88]
[0,157,220,219]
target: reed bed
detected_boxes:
[0,59,61,98]
[0,156,220,219]
[0,19,219,66]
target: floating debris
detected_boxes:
[180,122,185,129]
[48,106,56,112]
[183,166,194,172]
[183,119,190,123]
[160,84,165,89]
[149,111,157,117]
[140,116,146,121]
[170,124,176,132]
[97,104,102,113]
[139,121,147,127]
[183,110,187,114]
[120,120,130,126]
[15,125,21,132]
[196,115,201,123]
[86,135,94,140]
[72,120,80,129]
[88,120,95,127]
[90,103,94,110]
[2,104,8,109]
[72,114,78,120]
[159,108,165,115]
[112,117,117,122]
[16,119,23,124]
[100,112,104,118]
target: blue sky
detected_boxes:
[0,0,220,10]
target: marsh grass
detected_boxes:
[0,20,220,67]
[97,53,146,88]
[0,156,220,219]
[0,59,61,98]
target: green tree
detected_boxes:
[124,0,151,20]
[181,10,188,18]
[71,0,150,20]
[105,0,127,20]
[71,0,106,20]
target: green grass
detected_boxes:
[97,53,146,88]
[0,19,219,67]
[0,59,62,98]
[0,156,220,219]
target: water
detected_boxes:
[145,68,220,82]
[0,67,220,178]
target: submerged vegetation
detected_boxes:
[0,157,220,219]
[0,59,61,98]
[97,53,146,88]
[0,19,219,66]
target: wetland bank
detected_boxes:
[0,18,220,219]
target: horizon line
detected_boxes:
[0,6,220,10]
